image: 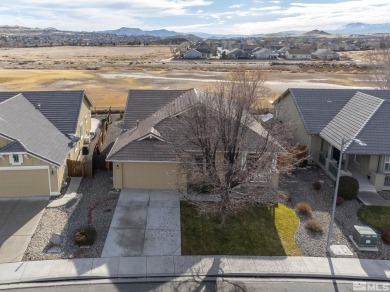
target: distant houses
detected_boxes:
[253,48,279,60]
[182,48,211,59]
[312,49,340,61]
[285,49,312,60]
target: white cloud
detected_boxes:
[269,0,280,3]
[229,4,244,9]
[233,0,390,34]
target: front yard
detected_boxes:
[358,206,390,230]
[181,202,301,256]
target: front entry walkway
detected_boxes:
[352,171,390,206]
[101,189,181,257]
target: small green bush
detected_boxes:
[312,181,321,191]
[381,229,390,244]
[295,202,312,216]
[74,226,97,246]
[337,176,359,200]
[305,219,323,233]
[336,196,345,206]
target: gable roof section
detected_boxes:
[0,141,26,154]
[320,92,384,152]
[0,94,72,166]
[123,89,190,130]
[347,100,390,154]
[0,90,92,135]
[108,89,275,162]
[279,88,390,135]
[108,89,200,161]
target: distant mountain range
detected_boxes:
[99,23,390,38]
[330,22,390,34]
[98,27,183,37]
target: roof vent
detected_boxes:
[136,120,140,128]
[37,103,41,107]
[327,100,332,103]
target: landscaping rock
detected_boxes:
[47,247,61,254]
[49,233,62,245]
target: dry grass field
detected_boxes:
[0,46,374,108]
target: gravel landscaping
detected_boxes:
[378,190,390,200]
[23,170,119,261]
[279,166,390,259]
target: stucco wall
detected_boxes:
[0,136,12,148]
[70,97,91,160]
[275,93,311,149]
[113,162,186,190]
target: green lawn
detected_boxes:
[180,202,301,256]
[357,206,390,230]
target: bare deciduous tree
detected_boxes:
[161,70,300,225]
[369,42,390,89]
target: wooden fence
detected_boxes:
[67,158,93,178]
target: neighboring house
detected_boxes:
[312,49,340,61]
[253,48,279,60]
[107,89,278,190]
[227,48,247,59]
[182,48,210,59]
[0,90,93,197]
[275,88,390,191]
[285,49,312,60]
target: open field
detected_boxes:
[0,46,374,108]
[0,69,372,108]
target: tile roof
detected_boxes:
[123,89,190,130]
[281,88,390,135]
[0,90,92,135]
[320,92,384,153]
[0,94,72,166]
[108,89,276,162]
[0,141,26,154]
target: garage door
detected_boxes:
[0,168,50,197]
[122,162,183,190]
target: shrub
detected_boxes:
[74,226,97,246]
[381,229,390,244]
[312,181,321,191]
[337,176,359,200]
[336,196,345,206]
[305,219,323,233]
[295,202,312,216]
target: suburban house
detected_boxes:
[227,48,247,59]
[253,48,279,60]
[312,49,340,61]
[275,88,390,191]
[285,49,312,60]
[107,89,278,190]
[0,90,93,197]
[182,48,210,59]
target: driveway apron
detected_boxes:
[101,189,181,257]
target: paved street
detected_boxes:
[3,278,390,292]
[0,198,48,263]
[101,189,181,257]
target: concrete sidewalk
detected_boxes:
[0,256,389,284]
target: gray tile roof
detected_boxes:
[347,101,390,154]
[107,89,275,162]
[0,90,92,135]
[320,92,384,153]
[123,89,190,130]
[0,94,72,166]
[283,88,390,135]
[0,141,26,154]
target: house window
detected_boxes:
[9,154,23,165]
[384,156,390,173]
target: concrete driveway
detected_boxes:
[102,189,181,257]
[0,197,48,263]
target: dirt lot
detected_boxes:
[0,46,374,108]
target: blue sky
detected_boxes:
[0,0,389,34]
